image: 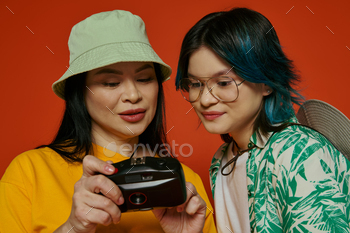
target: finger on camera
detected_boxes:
[82,206,114,226]
[185,195,205,215]
[176,182,197,212]
[86,174,124,205]
[82,155,115,177]
[84,194,122,224]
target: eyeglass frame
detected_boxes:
[179,75,246,103]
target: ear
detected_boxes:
[262,84,272,96]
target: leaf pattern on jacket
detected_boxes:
[210,116,350,233]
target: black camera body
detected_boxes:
[104,157,187,212]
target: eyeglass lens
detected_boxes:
[180,76,239,102]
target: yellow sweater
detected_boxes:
[0,144,216,233]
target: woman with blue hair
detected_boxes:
[176,7,350,232]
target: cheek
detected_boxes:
[84,90,120,116]
[239,83,264,103]
[84,94,102,118]
[192,102,200,112]
[192,103,204,118]
[137,83,159,119]
[232,87,264,118]
[144,83,159,105]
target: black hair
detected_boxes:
[38,63,170,163]
[175,7,304,143]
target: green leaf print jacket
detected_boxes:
[209,117,350,232]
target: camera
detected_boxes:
[103,157,187,212]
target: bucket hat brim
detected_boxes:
[53,41,171,100]
[296,99,350,160]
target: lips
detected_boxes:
[119,108,146,122]
[201,111,225,120]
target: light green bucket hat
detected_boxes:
[52,10,172,100]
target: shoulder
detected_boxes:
[5,147,56,168]
[269,124,339,155]
[2,147,66,184]
[213,142,229,160]
[180,163,201,181]
[11,147,63,167]
[180,162,207,189]
[267,124,349,173]
[209,142,229,176]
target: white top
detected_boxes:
[214,142,250,233]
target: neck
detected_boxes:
[230,125,254,151]
[91,127,139,157]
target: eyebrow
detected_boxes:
[94,64,154,76]
[188,67,233,78]
[135,64,154,73]
[94,68,123,75]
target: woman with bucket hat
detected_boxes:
[176,7,350,233]
[0,10,216,233]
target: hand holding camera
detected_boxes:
[103,156,206,233]
[152,181,207,233]
[56,155,123,233]
[56,155,205,233]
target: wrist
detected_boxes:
[53,221,75,233]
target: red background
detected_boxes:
[1,0,349,208]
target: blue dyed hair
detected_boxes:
[175,7,304,138]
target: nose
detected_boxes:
[121,80,142,103]
[199,84,219,107]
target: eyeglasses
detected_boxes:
[179,76,245,103]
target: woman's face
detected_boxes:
[85,62,159,141]
[188,46,270,138]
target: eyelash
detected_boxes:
[102,77,155,87]
[103,82,119,87]
[137,77,154,83]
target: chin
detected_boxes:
[202,123,228,135]
[125,125,148,136]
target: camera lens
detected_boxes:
[129,192,147,205]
